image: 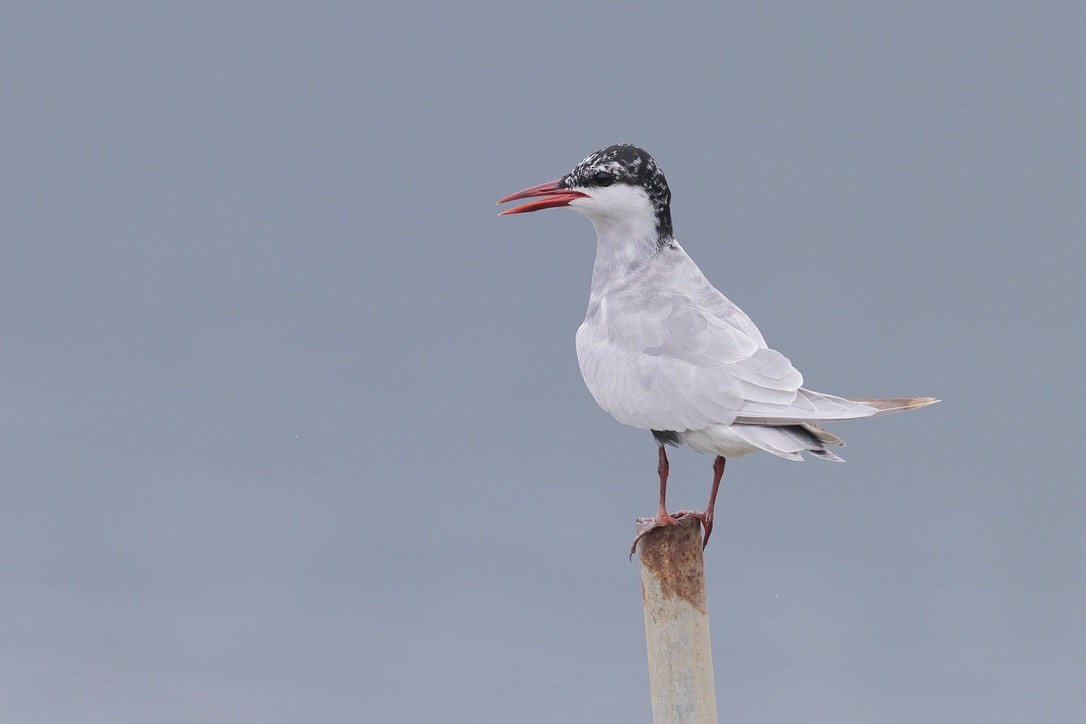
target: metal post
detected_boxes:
[635,517,718,723]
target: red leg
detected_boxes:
[701,455,726,547]
[675,455,726,548]
[629,446,680,557]
[654,445,672,519]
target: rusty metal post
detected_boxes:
[635,517,718,723]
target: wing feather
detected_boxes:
[577,249,810,431]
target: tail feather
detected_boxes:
[730,423,847,462]
[801,422,845,446]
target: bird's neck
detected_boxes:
[588,215,671,293]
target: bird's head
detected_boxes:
[498,144,673,241]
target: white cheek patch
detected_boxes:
[568,185,662,246]
[573,185,656,221]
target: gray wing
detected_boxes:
[578,249,885,431]
[584,286,801,431]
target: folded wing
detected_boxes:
[585,271,935,431]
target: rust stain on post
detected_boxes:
[636,520,707,614]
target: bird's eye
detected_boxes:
[594,171,614,187]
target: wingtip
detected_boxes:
[843,395,941,417]
[897,396,940,407]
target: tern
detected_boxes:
[498,144,937,554]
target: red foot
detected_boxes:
[673,509,714,549]
[630,512,681,558]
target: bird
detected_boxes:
[497,144,937,555]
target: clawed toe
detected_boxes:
[629,512,680,558]
[671,510,713,548]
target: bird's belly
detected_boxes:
[674,426,761,458]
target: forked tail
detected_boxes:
[730,396,939,461]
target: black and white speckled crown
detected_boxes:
[560,144,674,240]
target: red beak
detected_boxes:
[496,180,588,215]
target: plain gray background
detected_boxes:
[3,3,1084,722]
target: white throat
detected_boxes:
[569,185,665,293]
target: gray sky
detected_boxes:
[3,3,1084,722]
